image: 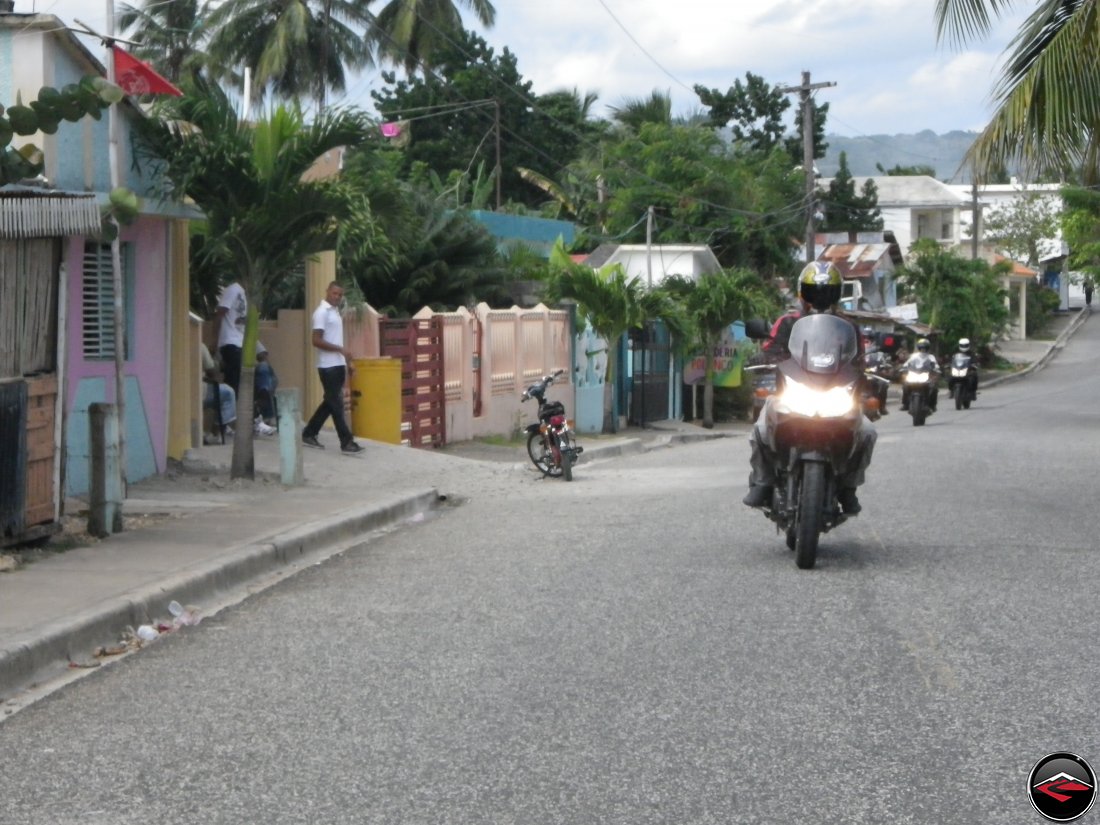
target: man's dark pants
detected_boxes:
[219,344,242,394]
[303,365,354,446]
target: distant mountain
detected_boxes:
[817,130,981,184]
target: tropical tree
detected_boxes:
[817,151,884,232]
[1062,185,1100,283]
[896,238,1011,355]
[578,121,805,278]
[608,89,674,131]
[370,0,496,73]
[979,188,1062,267]
[206,0,374,106]
[935,0,1100,182]
[695,71,829,165]
[135,77,376,479]
[339,147,508,314]
[659,270,778,428]
[371,29,598,210]
[118,0,212,83]
[544,240,680,433]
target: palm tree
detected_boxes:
[370,0,496,73]
[608,90,673,131]
[136,77,374,478]
[935,0,1100,182]
[659,271,778,428]
[206,0,374,107]
[118,0,212,83]
[544,241,680,433]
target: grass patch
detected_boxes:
[475,433,526,447]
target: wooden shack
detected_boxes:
[0,189,100,547]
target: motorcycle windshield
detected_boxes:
[952,354,971,369]
[864,351,886,367]
[787,314,859,375]
[907,353,936,373]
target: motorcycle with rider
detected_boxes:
[742,262,878,569]
[899,338,941,426]
[947,337,979,410]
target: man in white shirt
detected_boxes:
[301,281,362,453]
[215,280,247,394]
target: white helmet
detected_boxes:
[958,338,971,354]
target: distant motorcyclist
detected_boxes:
[860,326,891,415]
[948,336,979,399]
[900,337,940,412]
[742,262,877,515]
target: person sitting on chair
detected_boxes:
[201,343,236,444]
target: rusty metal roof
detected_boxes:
[820,242,900,280]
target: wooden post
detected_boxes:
[276,388,304,486]
[88,402,123,537]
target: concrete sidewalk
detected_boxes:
[0,306,1089,712]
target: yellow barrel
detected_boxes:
[349,357,402,444]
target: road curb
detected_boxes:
[984,308,1090,390]
[0,488,440,703]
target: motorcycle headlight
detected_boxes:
[777,377,856,417]
[905,372,929,384]
[951,367,967,377]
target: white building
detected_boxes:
[948,180,1071,312]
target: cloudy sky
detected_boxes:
[33,0,1033,138]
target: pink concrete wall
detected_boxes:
[64,218,169,477]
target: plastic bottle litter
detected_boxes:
[136,624,159,642]
[168,600,201,627]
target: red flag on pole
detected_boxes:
[111,46,183,97]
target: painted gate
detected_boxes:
[379,317,446,448]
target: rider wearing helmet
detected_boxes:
[953,337,979,396]
[742,261,878,515]
[900,337,941,412]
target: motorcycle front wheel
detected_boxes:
[910,392,926,426]
[795,462,825,569]
[526,431,563,478]
[955,384,964,410]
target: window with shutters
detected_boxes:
[81,242,134,360]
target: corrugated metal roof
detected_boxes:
[0,188,100,239]
[820,242,896,280]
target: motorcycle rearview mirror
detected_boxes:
[744,318,770,340]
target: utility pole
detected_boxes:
[971,181,981,260]
[106,0,127,498]
[645,205,655,287]
[780,71,835,264]
[493,98,502,210]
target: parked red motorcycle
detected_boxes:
[522,369,583,481]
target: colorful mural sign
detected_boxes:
[683,321,749,387]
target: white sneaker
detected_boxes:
[254,417,276,436]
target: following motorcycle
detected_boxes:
[521,369,583,481]
[744,352,779,423]
[861,349,893,419]
[948,353,978,410]
[900,354,939,426]
[745,314,865,570]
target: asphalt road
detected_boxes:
[1,320,1098,824]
